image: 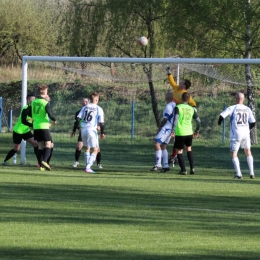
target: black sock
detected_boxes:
[75,149,81,162]
[177,154,186,172]
[4,149,17,162]
[38,149,44,165]
[97,152,101,165]
[34,147,41,165]
[43,148,51,162]
[47,148,53,164]
[187,151,194,170]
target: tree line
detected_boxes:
[1,0,259,140]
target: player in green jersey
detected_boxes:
[26,85,56,171]
[171,93,201,175]
[2,94,38,165]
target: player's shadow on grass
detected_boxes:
[0,247,259,260]
[1,182,260,229]
[0,248,259,260]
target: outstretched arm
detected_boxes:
[188,96,196,107]
[218,115,224,125]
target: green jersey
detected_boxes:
[31,98,50,129]
[175,104,195,136]
[13,105,32,134]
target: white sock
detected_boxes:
[155,150,162,167]
[247,156,254,176]
[232,157,242,176]
[84,152,90,165]
[86,154,96,169]
[162,149,169,168]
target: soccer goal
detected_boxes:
[20,56,260,169]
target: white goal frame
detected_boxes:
[20,56,260,164]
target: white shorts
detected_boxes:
[81,128,99,148]
[230,138,251,152]
[155,126,172,145]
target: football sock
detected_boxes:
[187,151,194,170]
[177,154,186,172]
[155,150,162,167]
[232,157,242,176]
[86,154,96,169]
[34,147,41,165]
[96,151,101,165]
[4,149,16,162]
[47,148,53,164]
[43,147,51,163]
[161,149,169,168]
[247,155,254,176]
[75,149,81,162]
[171,147,177,158]
[38,149,44,166]
[84,152,90,165]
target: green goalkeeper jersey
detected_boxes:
[175,103,195,136]
[31,98,50,129]
[13,105,31,134]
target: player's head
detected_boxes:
[90,92,99,104]
[81,98,88,106]
[236,92,245,104]
[182,92,190,103]
[165,91,173,103]
[38,85,48,96]
[26,94,35,105]
[179,79,191,90]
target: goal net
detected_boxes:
[18,57,260,173]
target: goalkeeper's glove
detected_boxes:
[165,65,171,75]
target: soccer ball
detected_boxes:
[137,36,148,47]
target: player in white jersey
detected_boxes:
[150,92,176,173]
[218,92,256,179]
[76,92,105,173]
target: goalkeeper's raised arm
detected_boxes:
[166,66,196,107]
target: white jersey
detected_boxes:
[77,103,104,129]
[220,104,255,140]
[163,101,176,128]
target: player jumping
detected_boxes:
[165,66,197,166]
[218,92,256,179]
[75,92,105,173]
[150,92,176,173]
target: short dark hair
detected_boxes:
[38,84,48,95]
[27,93,35,99]
[184,79,191,90]
[182,92,190,102]
[90,92,100,102]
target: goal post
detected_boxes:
[20,56,260,165]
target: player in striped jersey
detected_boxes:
[218,92,256,179]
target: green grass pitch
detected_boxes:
[0,134,260,259]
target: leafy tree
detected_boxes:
[0,0,59,65]
[100,0,173,126]
[168,0,260,143]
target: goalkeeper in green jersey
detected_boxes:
[25,85,56,171]
[2,94,38,165]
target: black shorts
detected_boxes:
[34,129,52,142]
[78,131,82,142]
[174,135,193,150]
[13,131,34,144]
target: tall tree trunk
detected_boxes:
[144,63,160,127]
[245,0,257,144]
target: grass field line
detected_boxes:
[2,191,259,216]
